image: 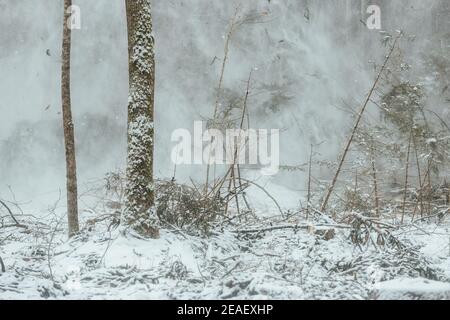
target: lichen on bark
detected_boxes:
[123,0,158,238]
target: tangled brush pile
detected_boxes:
[156,179,225,236]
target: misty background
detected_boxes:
[0,0,449,211]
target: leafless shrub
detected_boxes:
[342,187,372,213]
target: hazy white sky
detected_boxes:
[0,0,448,203]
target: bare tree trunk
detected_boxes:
[427,159,432,215]
[123,0,159,238]
[412,135,424,218]
[306,144,313,220]
[224,71,251,217]
[205,8,239,192]
[401,130,413,223]
[62,0,79,237]
[321,35,399,214]
[370,144,380,217]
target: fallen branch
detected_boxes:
[0,199,20,226]
[234,223,350,234]
[221,261,241,279]
[412,208,449,224]
[0,256,5,272]
[0,286,21,293]
[344,212,407,250]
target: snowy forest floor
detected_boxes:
[1,182,450,300]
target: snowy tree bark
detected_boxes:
[62,0,79,237]
[123,0,159,238]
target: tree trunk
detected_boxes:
[370,144,380,217]
[321,35,398,214]
[401,129,413,223]
[123,0,159,238]
[62,0,79,237]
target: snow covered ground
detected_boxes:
[1,181,449,300]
